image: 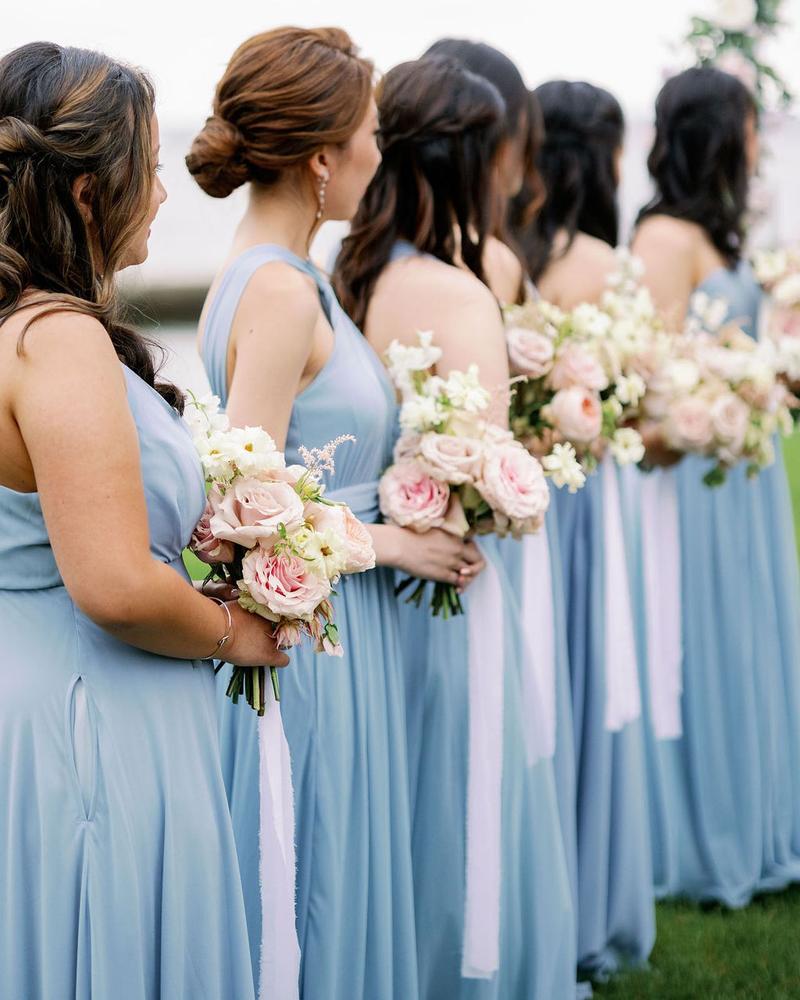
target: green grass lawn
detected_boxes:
[594,433,800,998]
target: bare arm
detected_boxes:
[225,263,322,449]
[12,312,287,667]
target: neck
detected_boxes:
[234,181,322,259]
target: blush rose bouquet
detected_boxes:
[504,251,670,479]
[379,332,550,616]
[642,294,794,485]
[185,393,375,713]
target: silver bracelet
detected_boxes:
[207,598,233,660]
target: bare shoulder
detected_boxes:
[540,233,617,307]
[381,253,498,312]
[8,305,122,380]
[238,259,320,327]
[633,215,701,255]
[483,236,524,304]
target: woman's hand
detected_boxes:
[221,601,290,668]
[391,525,485,589]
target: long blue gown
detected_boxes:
[644,262,800,905]
[552,460,656,979]
[0,366,255,999]
[201,244,419,1000]
[387,242,576,1000]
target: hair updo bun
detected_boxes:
[186,114,248,198]
[187,26,374,199]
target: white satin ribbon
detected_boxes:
[601,457,642,732]
[519,529,557,764]
[640,468,683,740]
[462,546,505,980]
[258,687,301,1000]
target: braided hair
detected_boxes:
[0,41,182,409]
[333,55,506,330]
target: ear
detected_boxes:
[71,173,96,224]
[309,150,331,184]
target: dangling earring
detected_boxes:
[316,174,329,221]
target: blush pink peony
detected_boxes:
[506,326,555,378]
[549,344,608,392]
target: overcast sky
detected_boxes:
[9,0,800,127]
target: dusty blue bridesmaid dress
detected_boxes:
[646,262,800,905]
[387,241,576,1000]
[201,244,419,1000]
[0,366,255,999]
[552,459,656,980]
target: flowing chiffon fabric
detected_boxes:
[639,263,800,905]
[0,367,256,1000]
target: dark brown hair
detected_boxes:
[334,56,505,331]
[512,80,624,282]
[0,42,180,407]
[187,27,374,199]
[637,67,757,267]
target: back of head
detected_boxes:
[186,26,374,199]
[0,41,179,406]
[514,79,624,281]
[637,66,755,266]
[425,38,543,237]
[334,55,505,330]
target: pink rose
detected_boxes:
[190,500,236,564]
[710,392,749,454]
[379,460,450,531]
[549,344,608,392]
[418,432,484,485]
[240,549,331,622]
[307,502,376,573]
[507,326,555,378]
[663,397,714,452]
[476,441,550,522]
[209,477,305,550]
[393,431,422,463]
[547,388,603,444]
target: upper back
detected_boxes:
[537,231,617,308]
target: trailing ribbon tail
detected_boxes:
[258,690,301,1000]
[602,457,642,732]
[462,543,505,979]
[519,529,557,764]
[640,468,683,740]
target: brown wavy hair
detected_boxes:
[0,42,181,408]
[334,56,505,331]
[187,27,374,199]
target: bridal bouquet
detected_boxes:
[379,332,550,616]
[641,293,794,485]
[504,250,659,478]
[185,393,375,712]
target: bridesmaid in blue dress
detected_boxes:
[335,56,576,1000]
[425,43,580,937]
[0,42,287,999]
[632,66,800,906]
[510,80,656,981]
[188,28,480,1000]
